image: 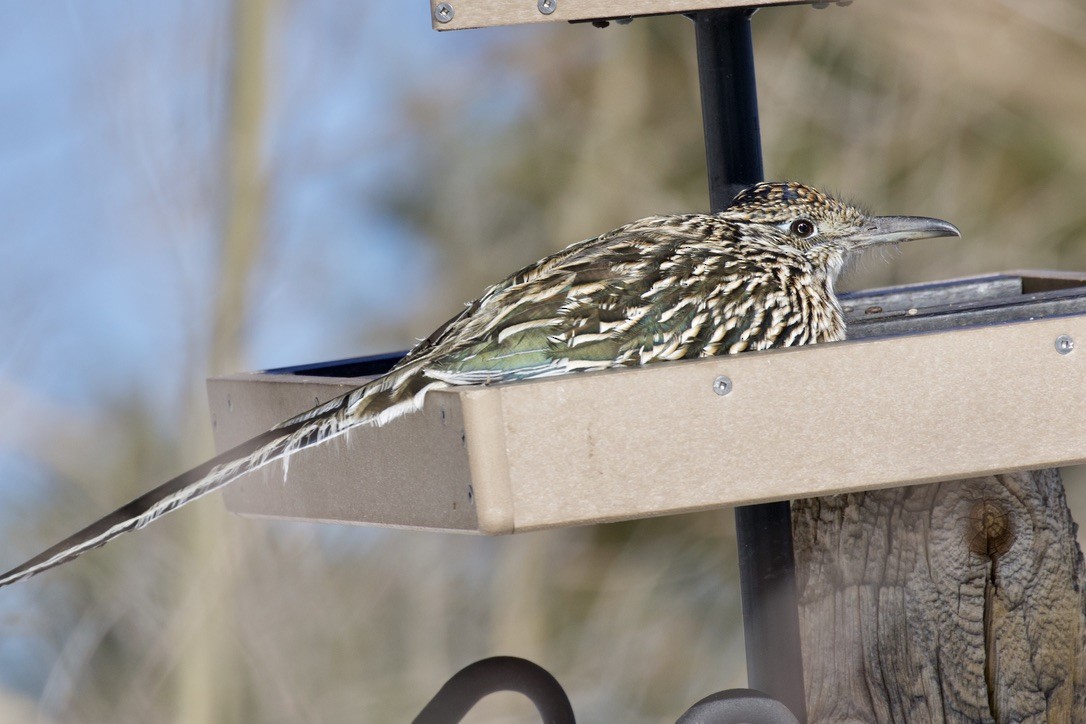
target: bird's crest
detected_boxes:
[723,182,869,235]
[730,181,832,212]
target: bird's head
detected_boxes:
[724,181,960,273]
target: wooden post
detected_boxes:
[793,469,1086,721]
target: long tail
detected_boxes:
[0,362,439,589]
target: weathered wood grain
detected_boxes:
[794,470,1086,722]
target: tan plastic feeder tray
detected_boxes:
[208,271,1086,534]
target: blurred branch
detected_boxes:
[210,0,271,378]
[176,0,272,721]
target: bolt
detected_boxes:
[713,375,733,396]
[434,2,454,23]
[1056,335,1075,355]
[538,0,556,15]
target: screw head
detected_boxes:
[434,2,454,23]
[1056,335,1075,355]
[712,375,733,396]
[538,0,557,15]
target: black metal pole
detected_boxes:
[694,9,764,208]
[692,9,807,722]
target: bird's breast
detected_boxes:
[780,269,846,347]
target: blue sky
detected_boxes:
[0,1,510,413]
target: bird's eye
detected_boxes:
[790,219,816,238]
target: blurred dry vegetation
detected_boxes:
[1,0,1086,722]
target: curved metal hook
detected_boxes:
[676,688,800,724]
[413,656,575,724]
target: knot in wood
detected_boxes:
[966,499,1015,559]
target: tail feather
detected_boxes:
[272,357,431,431]
[0,368,440,589]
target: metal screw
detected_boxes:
[538,0,556,15]
[434,2,454,23]
[713,375,733,396]
[1056,335,1075,355]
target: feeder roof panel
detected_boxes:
[430,0,851,31]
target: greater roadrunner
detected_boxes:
[0,182,959,588]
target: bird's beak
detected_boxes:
[851,216,961,248]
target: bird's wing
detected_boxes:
[419,220,771,383]
[271,228,622,431]
[270,232,621,429]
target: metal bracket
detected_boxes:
[413,656,575,724]
[414,658,801,723]
[677,688,800,724]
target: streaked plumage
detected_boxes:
[0,182,959,588]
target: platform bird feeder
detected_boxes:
[208,2,1086,721]
[210,271,1086,533]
